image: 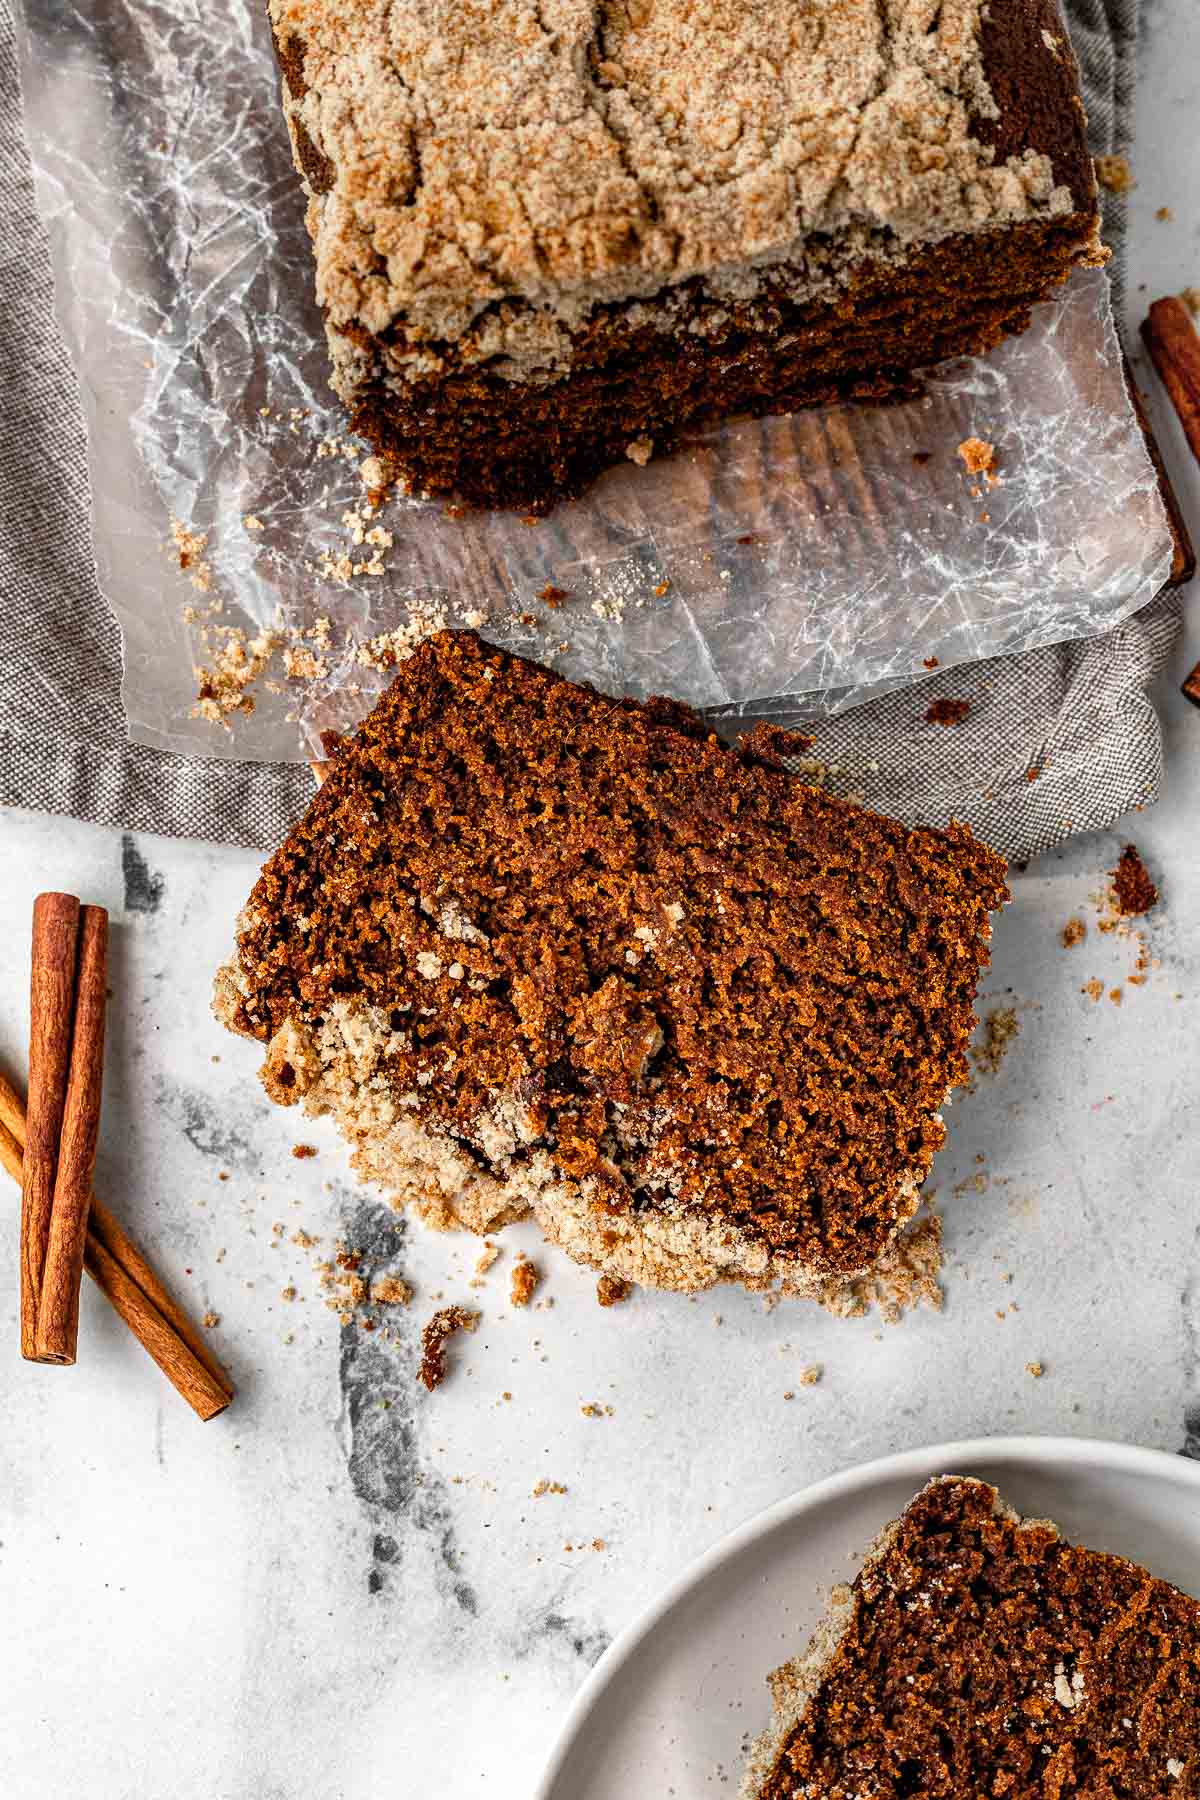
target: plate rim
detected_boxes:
[534,1433,1200,1799]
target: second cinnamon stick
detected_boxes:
[36,904,108,1365]
[20,892,81,1361]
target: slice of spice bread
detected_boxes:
[742,1474,1199,1797]
[214,631,1006,1299]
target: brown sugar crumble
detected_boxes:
[925,698,971,726]
[1110,844,1158,918]
[957,437,997,479]
[267,0,1103,511]
[418,1305,479,1391]
[1094,153,1135,194]
[742,1476,1200,1797]
[1061,917,1086,948]
[370,1275,412,1306]
[531,1478,568,1498]
[291,1142,318,1159]
[214,632,1007,1306]
[970,1005,1020,1077]
[596,1274,630,1307]
[509,1257,539,1309]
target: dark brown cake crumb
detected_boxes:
[418,1305,479,1390]
[291,1142,318,1159]
[1111,844,1159,917]
[1061,917,1086,947]
[748,1476,1200,1798]
[925,698,971,726]
[596,1274,630,1307]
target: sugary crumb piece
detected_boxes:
[1061,918,1086,948]
[1094,154,1135,194]
[291,1143,318,1159]
[280,1284,297,1302]
[580,1401,614,1418]
[532,1479,568,1497]
[371,1275,413,1306]
[971,1006,1019,1077]
[798,1364,822,1386]
[418,1306,479,1391]
[1083,977,1105,1001]
[625,435,654,466]
[1156,205,1173,222]
[596,1273,630,1307]
[474,1243,501,1279]
[957,437,996,478]
[1109,987,1123,1006]
[202,1311,220,1328]
[1026,1360,1045,1378]
[510,1257,539,1308]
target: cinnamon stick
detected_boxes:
[36,905,108,1365]
[1140,296,1200,466]
[1,1069,232,1419]
[20,892,80,1359]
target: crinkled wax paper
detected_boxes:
[14,0,1172,764]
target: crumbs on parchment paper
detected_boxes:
[419,1306,479,1391]
[957,437,999,481]
[169,517,213,592]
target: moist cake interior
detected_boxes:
[743,1474,1200,1798]
[214,631,1007,1297]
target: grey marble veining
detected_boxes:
[2,10,1200,1792]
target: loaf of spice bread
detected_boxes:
[267,0,1103,511]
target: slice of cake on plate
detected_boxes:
[213,631,1007,1301]
[742,1475,1199,1797]
[267,0,1104,510]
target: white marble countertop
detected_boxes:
[3,8,1200,1793]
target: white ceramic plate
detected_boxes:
[536,1436,1200,1799]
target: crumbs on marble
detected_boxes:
[510,1256,540,1308]
[970,1005,1019,1077]
[419,1306,480,1391]
[596,1273,630,1307]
